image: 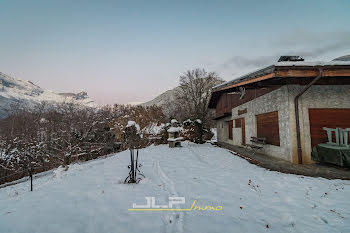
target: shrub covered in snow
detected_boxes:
[181,118,212,143]
[110,104,167,149]
[170,119,178,124]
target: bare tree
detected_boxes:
[175,69,223,123]
[0,100,168,184]
[177,70,221,115]
[170,68,223,143]
[0,101,120,185]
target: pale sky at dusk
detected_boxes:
[1,0,350,105]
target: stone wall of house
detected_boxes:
[229,86,292,161]
[215,84,350,164]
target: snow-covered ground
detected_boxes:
[0,142,349,233]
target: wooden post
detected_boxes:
[29,167,33,192]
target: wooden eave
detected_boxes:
[275,66,350,77]
[208,65,350,108]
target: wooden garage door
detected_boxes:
[309,109,350,148]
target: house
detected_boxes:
[208,56,350,164]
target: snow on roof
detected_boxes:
[213,60,350,91]
[332,55,350,61]
[274,61,350,67]
[213,65,274,90]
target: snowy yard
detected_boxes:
[0,142,349,233]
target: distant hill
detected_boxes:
[141,86,181,107]
[0,72,96,119]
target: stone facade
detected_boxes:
[216,85,350,164]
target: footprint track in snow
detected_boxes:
[186,146,209,165]
[154,160,185,233]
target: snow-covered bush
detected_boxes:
[180,118,212,143]
[110,104,167,149]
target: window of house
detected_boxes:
[256,111,280,146]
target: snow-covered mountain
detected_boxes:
[141,86,181,107]
[0,72,96,119]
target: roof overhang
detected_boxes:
[208,62,350,108]
[212,65,275,91]
[213,112,232,120]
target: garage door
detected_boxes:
[309,108,350,148]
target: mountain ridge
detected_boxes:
[0,72,96,119]
[140,86,181,107]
